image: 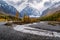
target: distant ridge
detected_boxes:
[0,0,18,16]
[40,10,60,21]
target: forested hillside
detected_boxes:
[40,10,60,21]
[0,11,21,22]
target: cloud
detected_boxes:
[3,0,50,11]
[3,0,25,6]
[3,0,28,12]
[29,15,40,18]
[44,1,51,7]
[4,0,21,3]
[28,0,42,3]
[3,0,60,12]
[29,0,51,11]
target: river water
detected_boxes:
[0,22,60,37]
[13,22,60,37]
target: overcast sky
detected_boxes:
[3,0,60,12]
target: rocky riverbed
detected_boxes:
[0,22,60,40]
[29,21,60,32]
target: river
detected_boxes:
[13,22,60,37]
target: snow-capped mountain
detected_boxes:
[0,0,17,16]
[20,5,40,17]
[1,0,60,17]
[41,1,60,16]
[4,0,49,17]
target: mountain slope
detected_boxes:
[41,2,60,16]
[20,6,40,17]
[40,10,60,21]
[0,11,21,22]
[0,0,18,16]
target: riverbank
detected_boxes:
[0,25,60,40]
[0,22,60,40]
[29,21,60,32]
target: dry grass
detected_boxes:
[0,19,6,22]
[48,21,60,26]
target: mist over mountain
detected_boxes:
[41,1,60,16]
[20,5,40,17]
[0,0,60,17]
[0,0,18,16]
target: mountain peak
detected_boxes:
[20,5,40,17]
[0,0,18,16]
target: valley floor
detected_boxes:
[13,21,60,37]
[0,21,60,40]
